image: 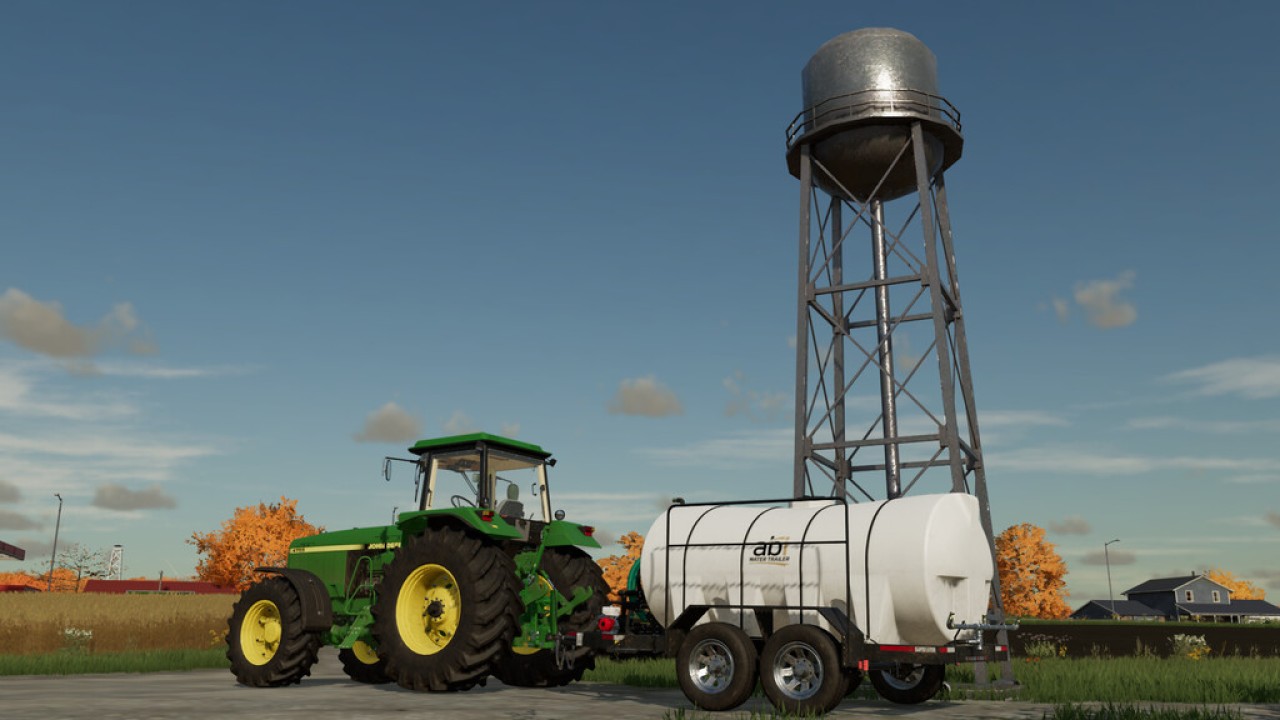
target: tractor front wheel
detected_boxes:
[372,526,521,692]
[226,576,322,687]
[491,547,609,687]
[338,640,392,684]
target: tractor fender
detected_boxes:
[255,567,333,632]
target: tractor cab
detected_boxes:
[407,433,553,524]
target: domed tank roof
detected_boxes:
[786,28,963,201]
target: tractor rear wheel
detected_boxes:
[371,526,521,692]
[491,547,608,687]
[226,576,322,687]
[338,640,392,684]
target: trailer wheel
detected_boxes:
[869,663,945,704]
[338,641,392,684]
[675,623,758,711]
[759,625,844,715]
[372,526,521,692]
[491,547,608,687]
[226,576,322,687]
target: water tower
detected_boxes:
[107,544,123,581]
[786,28,1012,681]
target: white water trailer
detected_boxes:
[634,493,1012,713]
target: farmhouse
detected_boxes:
[1072,574,1280,622]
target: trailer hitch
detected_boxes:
[946,613,1020,651]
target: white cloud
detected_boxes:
[723,371,788,422]
[353,402,421,443]
[0,432,213,462]
[989,446,1277,476]
[1165,357,1280,400]
[1072,271,1136,329]
[443,410,478,435]
[92,484,177,511]
[640,428,792,470]
[980,410,1070,429]
[608,376,683,418]
[0,366,136,420]
[1051,297,1070,323]
[1126,415,1280,434]
[1222,473,1280,485]
[89,362,239,379]
[1049,516,1091,535]
[501,422,521,438]
[0,479,18,503]
[0,509,41,531]
[1081,549,1136,566]
[1268,511,1280,530]
[0,289,153,358]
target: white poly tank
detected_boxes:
[640,492,992,646]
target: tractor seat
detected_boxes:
[498,500,524,519]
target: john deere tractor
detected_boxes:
[225,433,608,691]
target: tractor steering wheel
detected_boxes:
[450,494,475,508]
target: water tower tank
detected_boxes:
[785,28,963,201]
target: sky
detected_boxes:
[1,1,1278,608]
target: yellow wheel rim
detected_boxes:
[512,576,554,656]
[240,599,282,666]
[352,640,380,665]
[397,563,461,655]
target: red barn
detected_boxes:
[82,579,238,595]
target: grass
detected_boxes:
[0,592,236,655]
[948,657,1280,704]
[0,648,229,676]
[1046,705,1244,720]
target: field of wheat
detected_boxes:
[0,593,238,655]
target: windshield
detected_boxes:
[422,447,548,521]
[488,449,544,521]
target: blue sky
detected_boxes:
[1,1,1278,606]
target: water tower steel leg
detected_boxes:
[832,198,847,497]
[793,145,814,498]
[870,199,902,499]
[912,122,965,493]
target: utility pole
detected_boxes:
[1105,538,1121,619]
[47,493,63,591]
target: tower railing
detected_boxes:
[786,88,962,149]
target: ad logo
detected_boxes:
[749,536,791,566]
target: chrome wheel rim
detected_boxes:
[687,638,735,694]
[772,641,823,700]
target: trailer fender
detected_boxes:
[255,567,333,632]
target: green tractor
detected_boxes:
[225,433,608,691]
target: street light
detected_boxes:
[47,493,63,591]
[1104,538,1121,619]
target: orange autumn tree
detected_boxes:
[1205,568,1266,600]
[0,567,83,592]
[597,531,644,603]
[995,523,1072,619]
[189,496,323,591]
